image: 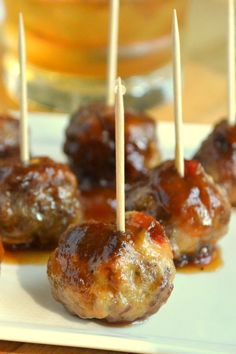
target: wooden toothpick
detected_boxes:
[172,9,184,177]
[106,0,120,106]
[18,13,29,164]
[228,0,235,125]
[115,77,126,232]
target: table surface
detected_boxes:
[0,62,228,354]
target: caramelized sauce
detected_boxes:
[81,187,116,223]
[3,249,50,265]
[178,248,223,273]
[2,187,224,273]
[64,104,160,188]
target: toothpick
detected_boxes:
[18,13,29,164]
[115,77,126,232]
[106,0,120,106]
[172,9,184,177]
[228,0,235,125]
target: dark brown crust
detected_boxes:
[0,115,20,159]
[0,157,82,249]
[194,119,236,206]
[64,103,160,188]
[48,211,175,323]
[126,160,231,264]
[53,212,168,287]
[0,238,4,263]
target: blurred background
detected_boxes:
[186,0,227,73]
[0,0,230,113]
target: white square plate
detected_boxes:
[0,114,235,354]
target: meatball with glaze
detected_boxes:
[0,157,82,249]
[0,115,20,159]
[194,119,236,206]
[47,211,175,323]
[126,160,231,267]
[64,103,160,188]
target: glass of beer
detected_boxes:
[1,0,188,112]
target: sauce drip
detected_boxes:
[178,248,223,273]
[3,249,50,265]
[2,187,223,272]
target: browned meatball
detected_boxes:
[0,115,20,159]
[126,160,231,267]
[64,104,160,188]
[0,157,82,249]
[47,211,175,323]
[194,119,236,206]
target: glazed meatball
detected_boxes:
[0,157,82,249]
[126,160,231,267]
[194,119,236,206]
[64,103,160,188]
[0,115,20,159]
[47,211,175,323]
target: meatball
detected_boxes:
[126,160,231,267]
[194,119,236,206]
[47,211,175,323]
[0,115,20,159]
[64,103,160,188]
[0,157,82,249]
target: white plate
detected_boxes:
[0,114,235,354]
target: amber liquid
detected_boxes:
[2,0,188,111]
[3,246,223,271]
[177,248,223,273]
[3,0,187,78]
[3,249,50,265]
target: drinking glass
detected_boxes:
[1,0,188,112]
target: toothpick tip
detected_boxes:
[172,8,178,24]
[18,12,24,36]
[18,12,23,24]
[117,76,122,85]
[115,77,126,95]
[172,6,184,177]
[106,0,120,106]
